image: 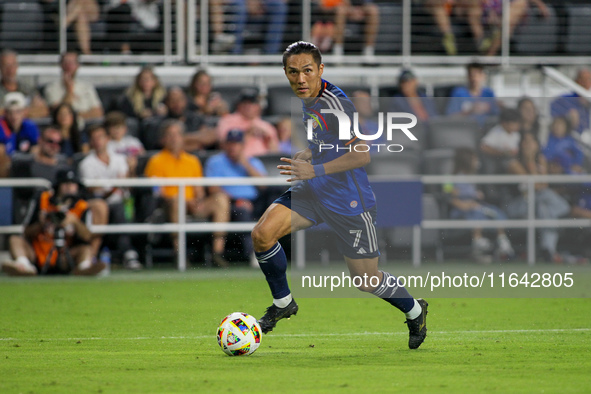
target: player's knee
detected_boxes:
[352,276,375,293]
[251,223,276,252]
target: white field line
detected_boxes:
[1,328,589,342]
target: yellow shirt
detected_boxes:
[144,150,203,200]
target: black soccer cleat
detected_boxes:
[405,298,428,349]
[257,299,299,334]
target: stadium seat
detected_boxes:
[375,3,403,55]
[265,85,299,116]
[565,4,591,54]
[140,117,164,151]
[426,116,480,150]
[421,148,455,176]
[432,84,459,116]
[0,187,13,227]
[0,1,44,51]
[512,5,558,54]
[366,151,421,177]
[96,85,126,112]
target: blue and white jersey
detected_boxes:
[302,79,375,216]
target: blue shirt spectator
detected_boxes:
[0,92,39,155]
[446,62,499,125]
[549,68,591,135]
[205,129,267,201]
[543,116,585,174]
[391,69,438,121]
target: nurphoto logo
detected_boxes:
[307,110,418,152]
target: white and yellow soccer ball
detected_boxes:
[216,312,262,356]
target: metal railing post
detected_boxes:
[177,184,187,271]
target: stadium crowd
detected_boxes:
[1,45,591,274]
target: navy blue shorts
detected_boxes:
[274,182,380,259]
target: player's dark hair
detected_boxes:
[283,41,322,68]
[453,147,477,174]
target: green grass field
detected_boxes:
[1,268,590,393]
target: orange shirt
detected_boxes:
[144,149,203,200]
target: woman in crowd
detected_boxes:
[119,66,167,120]
[187,69,229,117]
[52,102,87,158]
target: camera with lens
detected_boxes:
[46,211,66,226]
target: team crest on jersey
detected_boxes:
[312,119,318,129]
[350,200,358,208]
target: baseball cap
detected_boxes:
[398,69,417,84]
[4,92,27,110]
[225,129,245,143]
[237,88,259,104]
[54,168,81,189]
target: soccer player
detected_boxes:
[251,41,428,349]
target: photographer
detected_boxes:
[2,169,106,276]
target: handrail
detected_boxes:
[542,67,591,100]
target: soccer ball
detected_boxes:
[216,312,262,356]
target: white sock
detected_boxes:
[16,256,33,267]
[405,299,422,320]
[273,294,293,308]
[78,259,92,270]
[333,44,343,57]
[363,45,375,57]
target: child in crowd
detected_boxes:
[105,111,145,176]
[543,116,585,175]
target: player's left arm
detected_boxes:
[278,140,370,182]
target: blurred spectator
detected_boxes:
[187,69,229,117]
[12,127,68,183]
[480,108,521,173]
[0,49,49,119]
[119,66,167,120]
[315,0,379,61]
[209,0,238,53]
[391,69,438,121]
[44,52,104,121]
[550,68,591,136]
[144,119,231,267]
[205,129,267,260]
[276,116,294,155]
[52,102,88,159]
[217,88,279,157]
[506,133,571,263]
[227,0,288,54]
[444,147,514,263]
[106,0,163,54]
[105,111,145,176]
[417,0,486,56]
[61,0,100,54]
[543,117,584,175]
[517,97,541,138]
[1,169,105,276]
[0,92,40,177]
[161,86,216,152]
[446,62,499,125]
[79,124,142,270]
[482,0,549,56]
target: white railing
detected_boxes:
[4,0,590,66]
[3,174,591,269]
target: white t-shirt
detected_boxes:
[44,79,103,115]
[481,124,521,152]
[79,151,129,204]
[108,135,144,157]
